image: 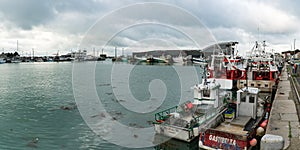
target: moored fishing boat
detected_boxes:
[191,56,207,65]
[146,54,170,64]
[153,67,226,142]
[237,41,279,92]
[0,58,5,64]
[206,45,244,90]
[199,87,272,150]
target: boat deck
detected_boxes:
[215,116,251,136]
[230,116,252,127]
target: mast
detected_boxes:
[93,47,95,57]
[202,64,208,85]
[32,48,34,60]
[294,39,296,50]
[115,47,117,58]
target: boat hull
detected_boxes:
[154,124,199,142]
[154,111,225,142]
[199,129,248,150]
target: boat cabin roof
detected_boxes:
[238,87,260,95]
[196,80,220,90]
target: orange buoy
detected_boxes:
[260,120,268,128]
[249,138,257,147]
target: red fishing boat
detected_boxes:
[206,43,244,90]
[237,41,279,92]
[199,87,272,149]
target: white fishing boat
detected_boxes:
[173,51,190,65]
[134,55,147,63]
[11,58,21,63]
[147,54,169,64]
[153,68,226,142]
[0,58,5,64]
[191,57,207,65]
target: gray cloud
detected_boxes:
[0,0,300,54]
[0,0,55,30]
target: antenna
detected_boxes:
[294,39,296,50]
[32,48,34,60]
[203,64,208,85]
[115,47,117,58]
[93,47,95,57]
[257,25,260,41]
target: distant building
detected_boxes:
[132,50,204,58]
[202,41,239,59]
[71,50,87,61]
[282,49,300,59]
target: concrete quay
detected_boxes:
[265,66,300,150]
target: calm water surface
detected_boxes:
[0,62,201,150]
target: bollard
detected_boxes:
[260,134,284,150]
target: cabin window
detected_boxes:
[251,83,254,87]
[258,84,261,87]
[272,72,277,79]
[241,96,246,102]
[203,90,210,97]
[265,84,268,88]
[249,96,255,103]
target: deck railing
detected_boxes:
[155,106,178,121]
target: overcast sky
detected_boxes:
[0,0,299,56]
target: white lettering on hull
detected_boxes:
[209,135,237,146]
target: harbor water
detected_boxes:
[0,61,203,150]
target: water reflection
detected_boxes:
[153,134,199,150]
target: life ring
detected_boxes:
[206,72,210,77]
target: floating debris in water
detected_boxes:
[114,111,122,115]
[100,113,106,118]
[60,105,75,110]
[133,134,138,138]
[98,83,111,86]
[91,112,106,118]
[128,123,144,128]
[147,121,153,125]
[26,137,39,148]
[116,99,126,103]
[108,111,124,120]
[48,102,77,111]
[60,102,77,110]
[128,123,137,127]
[90,111,124,121]
[105,92,113,95]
